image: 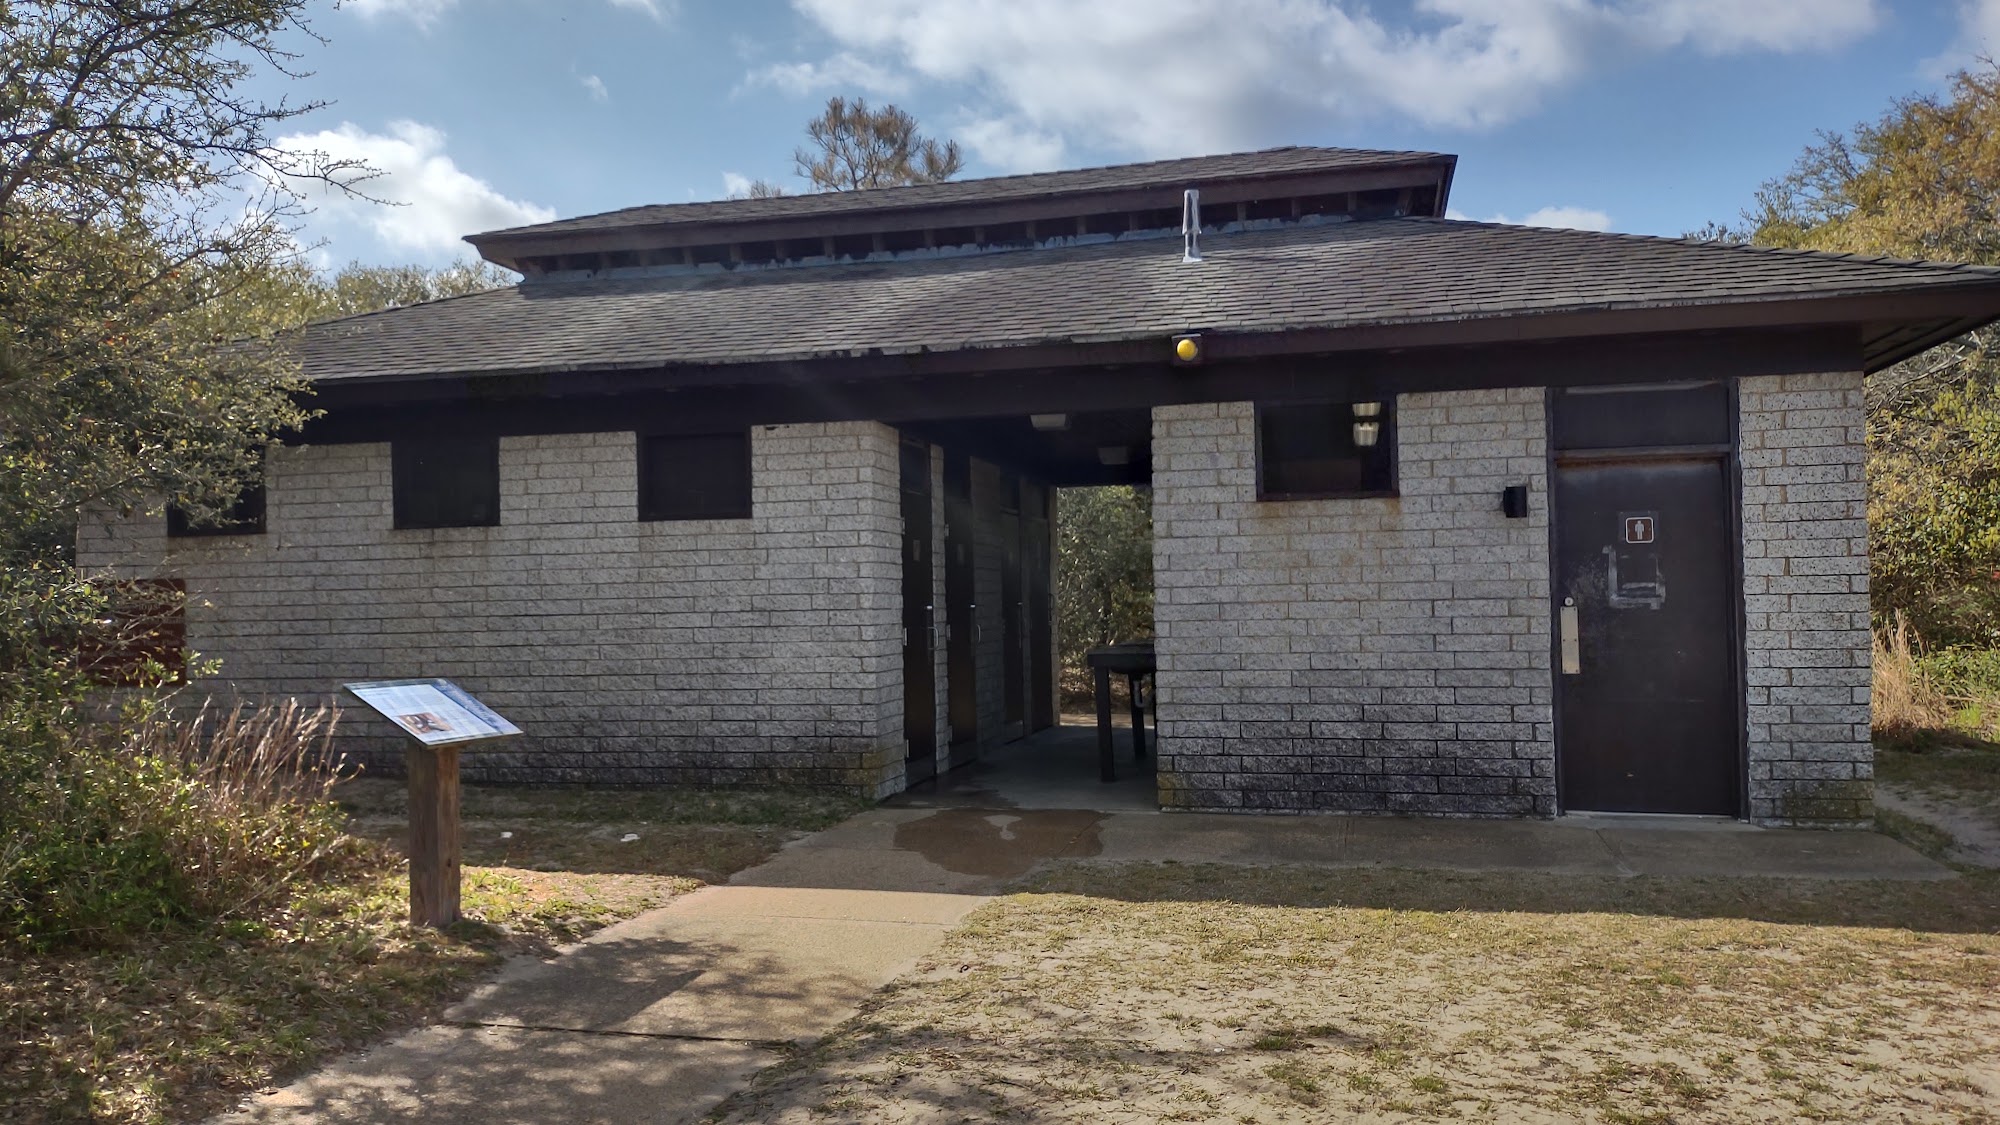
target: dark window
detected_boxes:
[1551,382,1731,451]
[1257,400,1396,499]
[639,432,752,521]
[167,478,267,537]
[393,435,500,529]
[79,578,187,685]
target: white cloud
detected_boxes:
[607,0,671,19]
[722,171,754,197]
[748,51,912,97]
[1623,0,1883,53]
[343,0,670,27]
[276,121,556,253]
[951,118,1067,173]
[1518,205,1615,231]
[768,0,1883,163]
[1931,0,2000,72]
[342,0,459,27]
[1449,205,1615,231]
[1974,0,2000,50]
[581,74,610,102]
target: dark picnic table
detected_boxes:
[1086,641,1155,782]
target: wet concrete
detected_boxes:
[891,808,1104,879]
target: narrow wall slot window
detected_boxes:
[638,431,753,521]
[1256,400,1396,499]
[393,435,500,529]
[167,455,267,537]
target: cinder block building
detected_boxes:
[81,147,2000,823]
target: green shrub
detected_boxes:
[1056,485,1154,671]
[1915,647,2000,704]
[0,699,357,951]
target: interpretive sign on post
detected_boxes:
[343,679,520,928]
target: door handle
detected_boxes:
[1559,597,1580,675]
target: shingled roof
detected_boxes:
[300,218,2000,386]
[473,147,1453,239]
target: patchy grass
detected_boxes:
[4,782,860,1124]
[1878,746,2000,821]
[1877,745,2000,867]
[339,778,871,881]
[1875,805,1966,862]
[337,777,870,831]
[711,864,2000,1124]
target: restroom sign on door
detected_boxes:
[1623,514,1656,544]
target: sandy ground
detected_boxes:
[1878,785,2000,867]
[711,865,2000,1124]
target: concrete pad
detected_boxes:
[1092,812,1354,866]
[1600,826,1953,881]
[210,1025,768,1125]
[450,914,950,1041]
[1340,816,1628,876]
[677,885,986,926]
[730,844,998,894]
[782,807,944,851]
[1084,809,1946,881]
[1089,812,1630,875]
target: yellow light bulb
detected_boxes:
[1175,337,1199,362]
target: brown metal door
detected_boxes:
[1554,458,1739,815]
[943,454,979,753]
[900,440,937,782]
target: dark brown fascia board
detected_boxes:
[1864,314,1992,370]
[306,281,2000,404]
[302,327,1860,447]
[466,159,1456,268]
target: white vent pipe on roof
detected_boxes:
[1182,188,1202,263]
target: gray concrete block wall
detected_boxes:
[1151,392,1555,815]
[1739,372,1873,825]
[929,444,952,770]
[971,459,1008,745]
[78,423,907,791]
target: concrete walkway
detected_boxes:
[214,800,1947,1124]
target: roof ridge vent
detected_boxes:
[1182,188,1202,264]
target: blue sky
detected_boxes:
[262,0,2000,269]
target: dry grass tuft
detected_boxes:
[1872,616,1955,748]
[119,699,357,918]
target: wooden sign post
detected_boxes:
[342,679,521,928]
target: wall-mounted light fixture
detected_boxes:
[1351,401,1383,448]
[1172,332,1203,365]
[1030,413,1070,432]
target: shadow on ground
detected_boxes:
[1019,860,2000,934]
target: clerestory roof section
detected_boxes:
[466,146,1458,273]
[478,147,1452,237]
[301,218,2000,388]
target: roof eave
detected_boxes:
[305,281,2000,397]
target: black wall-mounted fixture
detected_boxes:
[1501,484,1529,519]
